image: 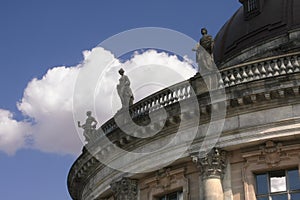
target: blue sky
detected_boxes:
[0,1,240,199]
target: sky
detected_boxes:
[0,1,240,199]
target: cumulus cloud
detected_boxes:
[17,66,82,155]
[0,47,196,155]
[0,109,31,155]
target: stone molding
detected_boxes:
[110,177,138,200]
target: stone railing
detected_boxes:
[101,80,192,135]
[220,52,300,87]
[100,52,300,137]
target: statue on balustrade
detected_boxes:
[200,28,214,55]
[193,28,214,72]
[117,68,134,109]
[78,111,98,143]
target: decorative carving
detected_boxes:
[117,68,134,109]
[78,111,98,143]
[155,168,172,189]
[111,177,138,200]
[192,148,227,180]
[259,141,283,167]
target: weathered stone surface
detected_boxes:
[111,177,138,200]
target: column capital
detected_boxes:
[110,177,138,200]
[192,148,227,180]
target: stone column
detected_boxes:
[110,177,138,200]
[193,148,227,200]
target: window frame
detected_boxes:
[243,0,261,20]
[255,169,300,199]
[158,190,183,200]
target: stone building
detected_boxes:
[68,0,300,199]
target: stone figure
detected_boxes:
[193,28,215,72]
[117,68,134,108]
[78,111,98,142]
[199,28,214,55]
[193,28,219,89]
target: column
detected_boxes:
[193,148,227,200]
[110,177,138,200]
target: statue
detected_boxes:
[78,111,98,143]
[199,28,214,55]
[117,68,134,109]
[193,28,219,89]
[193,28,214,72]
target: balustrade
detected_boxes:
[100,52,300,136]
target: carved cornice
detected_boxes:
[192,148,227,180]
[110,177,138,200]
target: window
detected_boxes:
[159,191,183,200]
[255,169,300,200]
[243,0,260,20]
[247,0,258,12]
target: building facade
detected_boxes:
[68,0,300,199]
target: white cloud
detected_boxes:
[0,47,196,156]
[0,109,31,155]
[17,66,82,155]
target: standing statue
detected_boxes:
[78,111,98,143]
[193,28,214,72]
[117,68,134,109]
[193,28,219,89]
[199,28,214,55]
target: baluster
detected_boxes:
[144,102,148,112]
[182,86,187,99]
[241,66,248,82]
[260,62,267,78]
[253,63,260,79]
[279,58,286,75]
[159,94,163,107]
[163,93,168,106]
[174,88,179,102]
[186,85,191,98]
[154,97,160,110]
[273,59,280,76]
[175,89,179,102]
[235,70,242,84]
[286,57,293,73]
[177,87,182,101]
[170,90,175,103]
[165,92,170,105]
[137,104,141,115]
[266,61,273,77]
[146,100,150,112]
[151,99,155,110]
[222,71,230,87]
[229,70,236,86]
[293,55,300,72]
[247,65,254,81]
